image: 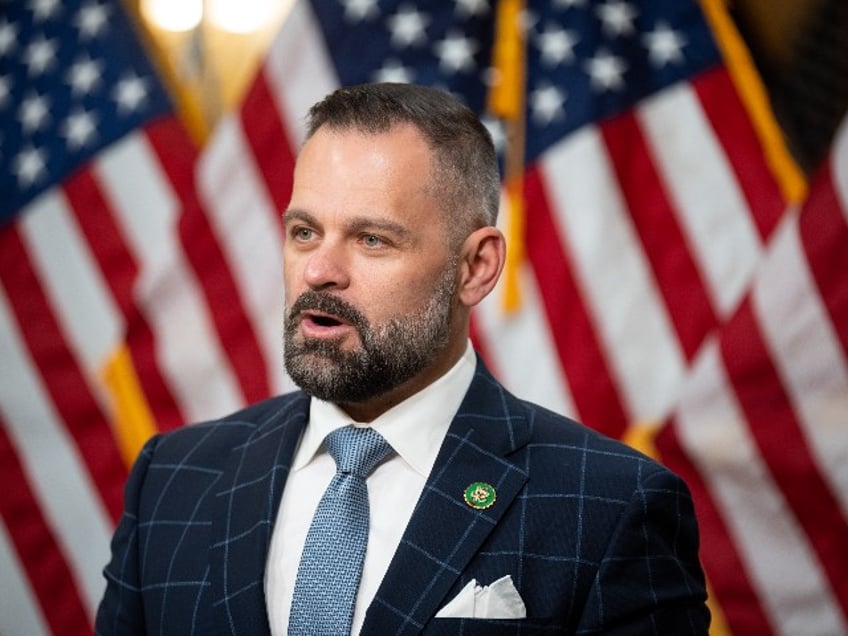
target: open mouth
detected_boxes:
[299,311,356,339]
[288,292,364,340]
[310,314,343,327]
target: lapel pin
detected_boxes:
[464,482,496,510]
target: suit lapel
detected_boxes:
[208,393,309,636]
[363,364,531,635]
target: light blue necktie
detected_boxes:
[288,426,393,635]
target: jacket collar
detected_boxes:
[208,359,531,636]
[208,392,310,636]
[362,360,532,634]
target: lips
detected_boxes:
[287,290,368,342]
[297,308,358,340]
[303,310,347,327]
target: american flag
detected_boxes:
[0,0,286,632]
[656,116,848,634]
[1,0,845,633]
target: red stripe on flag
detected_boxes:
[240,68,298,217]
[798,165,848,355]
[0,419,92,635]
[0,226,125,523]
[63,168,184,432]
[145,119,271,404]
[694,68,785,240]
[656,421,775,635]
[525,164,628,437]
[601,111,718,360]
[721,296,848,610]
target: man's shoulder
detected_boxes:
[516,396,674,485]
[468,361,666,478]
[144,390,310,463]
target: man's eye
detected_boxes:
[362,234,383,248]
[293,227,314,241]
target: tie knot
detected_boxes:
[326,426,392,478]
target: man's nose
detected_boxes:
[302,242,350,291]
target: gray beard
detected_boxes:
[283,267,455,405]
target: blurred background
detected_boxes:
[131,0,847,172]
[2,1,846,634]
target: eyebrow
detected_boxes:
[283,209,414,242]
[283,209,317,226]
[347,217,413,241]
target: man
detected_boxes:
[97,83,710,634]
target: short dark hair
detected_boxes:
[305,83,501,242]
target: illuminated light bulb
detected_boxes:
[207,0,280,33]
[141,0,203,32]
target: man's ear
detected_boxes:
[457,227,506,308]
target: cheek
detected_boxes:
[360,265,448,321]
[282,259,305,305]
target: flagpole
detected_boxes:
[488,0,527,313]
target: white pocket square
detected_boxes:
[435,574,527,619]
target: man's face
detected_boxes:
[282,124,463,415]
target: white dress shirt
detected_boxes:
[265,342,477,635]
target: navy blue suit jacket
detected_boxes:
[97,362,709,634]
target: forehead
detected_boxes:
[290,124,440,215]
[297,123,433,174]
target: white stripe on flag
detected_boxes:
[542,125,685,420]
[198,117,291,395]
[265,0,339,147]
[0,287,111,620]
[476,263,576,418]
[754,212,848,516]
[676,343,846,636]
[834,119,848,218]
[94,133,243,421]
[639,83,762,317]
[18,190,122,405]
[0,519,50,636]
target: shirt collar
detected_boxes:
[294,341,477,477]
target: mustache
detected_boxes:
[287,290,368,328]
